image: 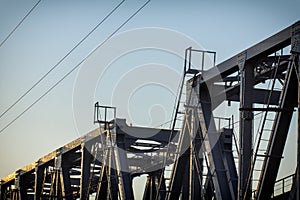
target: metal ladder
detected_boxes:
[244,54,283,199]
[159,47,216,199]
[93,103,121,200]
[159,47,201,197]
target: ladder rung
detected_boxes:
[256,154,269,157]
[265,118,275,121]
[252,179,261,182]
[263,129,273,132]
[257,148,268,151]
[260,138,269,142]
[256,154,283,159]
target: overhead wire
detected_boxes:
[0,0,125,119]
[0,0,151,134]
[0,0,42,48]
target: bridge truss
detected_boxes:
[1,20,300,200]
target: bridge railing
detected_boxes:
[272,173,294,197]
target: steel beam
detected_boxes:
[238,52,254,200]
[200,21,298,85]
[0,180,3,200]
[212,85,281,107]
[108,149,119,200]
[79,141,93,199]
[15,170,27,200]
[34,161,45,200]
[221,129,238,199]
[291,20,300,200]
[115,130,134,200]
[50,149,63,199]
[196,79,235,199]
[60,166,72,200]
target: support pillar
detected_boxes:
[80,141,93,199]
[0,180,4,200]
[115,131,134,200]
[15,170,27,200]
[297,53,300,200]
[238,51,254,200]
[60,166,72,199]
[291,20,300,200]
[50,149,63,200]
[34,161,45,200]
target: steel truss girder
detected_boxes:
[1,122,175,200]
[200,21,295,85]
[193,20,300,200]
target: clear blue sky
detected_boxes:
[0,0,299,198]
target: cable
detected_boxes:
[0,0,42,48]
[0,0,125,119]
[0,0,151,134]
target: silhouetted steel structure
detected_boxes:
[1,20,300,200]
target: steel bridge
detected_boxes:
[1,20,300,200]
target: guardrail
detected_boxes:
[272,173,294,197]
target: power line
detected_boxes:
[0,0,125,119]
[0,0,151,134]
[0,0,42,48]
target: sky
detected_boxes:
[0,0,299,198]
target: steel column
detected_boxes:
[108,149,119,200]
[0,181,3,200]
[297,55,300,200]
[238,51,254,200]
[291,20,300,200]
[50,149,64,199]
[80,141,93,200]
[115,131,134,200]
[60,166,72,200]
[34,161,45,200]
[15,170,27,199]
[197,79,234,199]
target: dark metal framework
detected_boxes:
[1,20,300,200]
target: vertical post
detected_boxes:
[297,56,300,200]
[282,179,285,194]
[52,148,63,199]
[189,142,193,200]
[0,180,3,200]
[238,51,254,200]
[34,161,45,200]
[80,140,93,200]
[15,170,27,199]
[296,54,300,200]
[60,166,72,199]
[291,20,300,200]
